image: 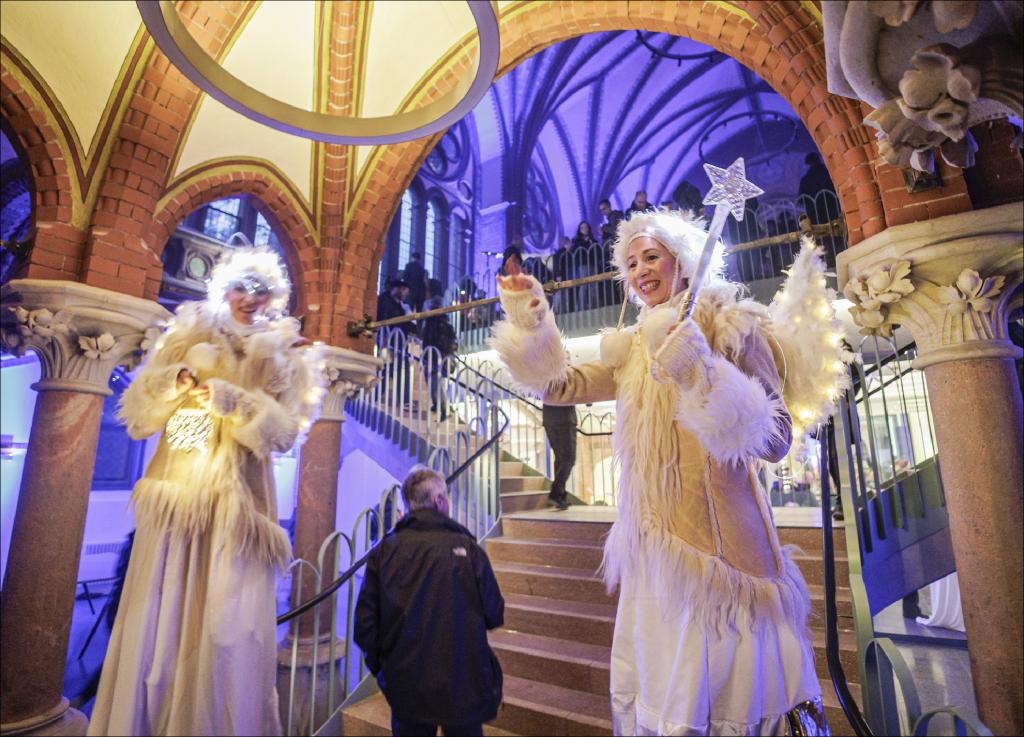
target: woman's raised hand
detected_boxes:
[176,368,197,395]
[496,273,534,292]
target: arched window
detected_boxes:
[1,126,33,285]
[424,199,440,276]
[397,190,414,267]
[449,213,466,286]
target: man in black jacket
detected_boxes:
[354,467,505,736]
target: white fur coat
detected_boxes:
[120,302,321,568]
[490,278,811,636]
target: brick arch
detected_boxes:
[1,51,86,280]
[146,161,320,325]
[80,1,255,298]
[339,0,884,349]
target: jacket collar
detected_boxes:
[394,508,473,538]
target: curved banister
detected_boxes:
[820,424,874,737]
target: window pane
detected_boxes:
[449,214,465,285]
[254,212,272,246]
[425,201,438,274]
[398,191,413,267]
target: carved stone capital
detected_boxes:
[825,1,1023,172]
[317,345,383,422]
[0,280,171,396]
[838,204,1023,368]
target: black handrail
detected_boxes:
[276,405,509,625]
[820,424,874,737]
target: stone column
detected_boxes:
[0,280,169,736]
[838,203,1024,735]
[276,346,381,734]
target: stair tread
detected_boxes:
[499,490,550,497]
[491,628,611,665]
[504,592,616,620]
[790,551,849,563]
[502,674,612,729]
[492,560,604,581]
[343,691,519,735]
[812,627,858,651]
[808,584,853,601]
[491,536,604,550]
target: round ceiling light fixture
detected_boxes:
[137,1,501,145]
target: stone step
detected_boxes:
[821,677,863,736]
[807,584,855,627]
[502,593,616,647]
[776,525,848,553]
[486,537,604,572]
[501,516,612,543]
[501,476,549,491]
[500,491,551,514]
[792,551,850,588]
[812,628,860,684]
[490,629,610,697]
[501,461,526,476]
[494,675,612,736]
[492,561,614,606]
[339,691,518,736]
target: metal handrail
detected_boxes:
[276,418,508,625]
[820,426,874,737]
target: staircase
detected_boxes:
[339,461,860,735]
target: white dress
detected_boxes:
[610,544,820,736]
[87,517,282,735]
[87,305,321,736]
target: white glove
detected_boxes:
[650,318,711,387]
[497,275,548,330]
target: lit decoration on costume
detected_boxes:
[166,403,213,454]
[769,237,855,438]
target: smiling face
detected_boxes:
[625,236,688,307]
[226,282,271,324]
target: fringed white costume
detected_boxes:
[88,249,323,737]
[490,212,830,736]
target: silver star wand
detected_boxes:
[676,157,764,321]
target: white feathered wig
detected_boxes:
[611,209,725,304]
[206,247,291,318]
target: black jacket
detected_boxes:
[354,509,505,725]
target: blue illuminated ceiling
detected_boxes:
[404,30,821,260]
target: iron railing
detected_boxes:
[835,337,989,736]
[439,189,847,350]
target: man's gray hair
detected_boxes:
[401,465,447,510]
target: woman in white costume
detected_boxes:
[88,248,322,736]
[491,210,828,736]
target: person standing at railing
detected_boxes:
[542,403,578,511]
[572,221,600,309]
[403,252,428,313]
[421,278,457,421]
[88,248,324,737]
[490,210,829,735]
[599,200,625,306]
[553,235,575,313]
[355,467,505,737]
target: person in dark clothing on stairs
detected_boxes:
[355,466,505,737]
[542,403,577,511]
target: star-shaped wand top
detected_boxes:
[702,157,764,221]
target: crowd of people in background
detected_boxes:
[378,156,841,332]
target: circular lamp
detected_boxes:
[137,1,501,145]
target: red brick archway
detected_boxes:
[1,52,84,281]
[339,0,884,347]
[145,161,319,322]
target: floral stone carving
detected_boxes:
[843,260,915,336]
